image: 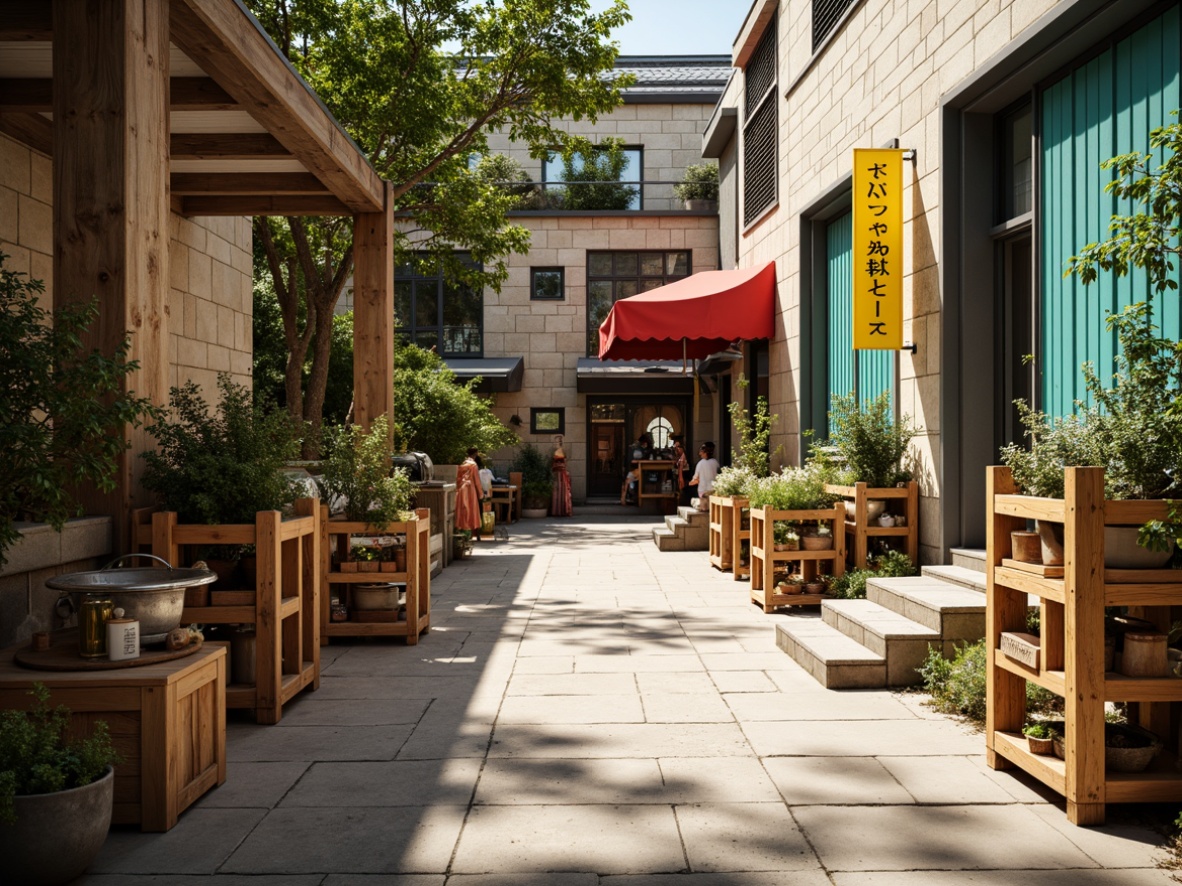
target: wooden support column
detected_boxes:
[53,0,170,551]
[352,181,395,445]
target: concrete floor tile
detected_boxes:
[763,756,912,805]
[474,757,664,804]
[726,690,917,721]
[602,874,833,886]
[710,670,779,693]
[323,877,444,886]
[677,803,819,872]
[489,722,752,758]
[877,755,1020,804]
[195,761,309,809]
[635,672,716,694]
[223,806,466,874]
[657,757,782,803]
[513,656,575,673]
[281,759,482,807]
[743,717,981,757]
[78,878,324,885]
[699,652,799,671]
[226,724,413,762]
[795,805,1100,870]
[497,694,645,724]
[506,673,638,695]
[90,809,268,874]
[451,805,685,874]
[313,674,485,700]
[444,876,596,886]
[1029,805,1169,869]
[574,654,706,673]
[641,692,733,723]
[831,872,1171,885]
[274,696,432,726]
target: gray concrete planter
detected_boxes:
[0,766,114,886]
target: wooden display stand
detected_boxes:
[749,504,846,613]
[146,500,320,725]
[636,460,677,510]
[986,465,1182,825]
[825,481,919,568]
[709,495,748,574]
[0,641,227,832]
[321,507,431,644]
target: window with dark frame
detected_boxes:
[812,0,856,52]
[543,145,644,210]
[394,254,483,357]
[531,267,565,301]
[530,408,565,435]
[585,250,691,355]
[743,15,777,226]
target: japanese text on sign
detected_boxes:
[852,148,904,350]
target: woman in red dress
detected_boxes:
[551,435,572,517]
[455,448,483,533]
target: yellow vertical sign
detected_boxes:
[852,148,904,350]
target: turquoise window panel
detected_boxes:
[1040,6,1181,418]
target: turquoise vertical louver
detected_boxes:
[1040,7,1181,418]
[826,211,894,433]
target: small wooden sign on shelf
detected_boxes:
[1000,631,1040,670]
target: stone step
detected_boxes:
[822,599,940,685]
[949,547,987,573]
[774,619,886,689]
[865,576,986,641]
[921,564,987,593]
[652,526,684,552]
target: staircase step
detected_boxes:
[822,599,939,685]
[921,564,986,593]
[652,527,683,552]
[678,505,708,523]
[949,547,987,573]
[774,620,887,689]
[865,576,986,641]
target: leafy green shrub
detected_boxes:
[142,375,301,524]
[393,345,518,465]
[747,466,835,511]
[830,550,917,599]
[1023,721,1058,739]
[557,139,637,210]
[711,465,758,498]
[0,684,120,824]
[318,415,412,525]
[674,162,719,203]
[920,640,1062,725]
[814,391,918,488]
[728,375,781,477]
[0,254,160,567]
[512,443,552,508]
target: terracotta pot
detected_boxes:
[1010,530,1041,564]
[1027,735,1055,756]
[802,535,833,551]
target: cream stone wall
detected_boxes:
[0,133,253,402]
[725,0,1059,563]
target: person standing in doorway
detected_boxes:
[688,441,719,511]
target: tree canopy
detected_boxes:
[244,0,631,452]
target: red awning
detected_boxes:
[597,261,776,361]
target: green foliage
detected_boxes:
[557,139,638,210]
[393,345,519,464]
[920,640,1061,725]
[511,443,553,507]
[0,254,160,568]
[319,416,412,525]
[746,465,835,511]
[0,684,120,824]
[1023,721,1058,739]
[141,376,302,524]
[711,465,759,498]
[998,403,1096,499]
[673,162,719,202]
[728,375,781,476]
[815,392,918,488]
[1066,111,1182,294]
[830,549,917,599]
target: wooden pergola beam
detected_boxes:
[171,132,289,159]
[0,77,238,112]
[170,0,383,214]
[179,194,352,216]
[171,172,327,195]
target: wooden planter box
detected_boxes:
[320,507,431,645]
[749,504,845,613]
[708,495,748,574]
[825,481,919,568]
[138,499,320,725]
[985,465,1182,826]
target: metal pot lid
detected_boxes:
[47,553,215,593]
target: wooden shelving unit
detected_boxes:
[749,504,845,613]
[636,459,677,510]
[320,507,431,645]
[708,495,747,573]
[986,465,1182,825]
[148,499,320,725]
[825,481,919,567]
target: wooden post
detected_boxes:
[985,466,1025,770]
[52,0,171,551]
[352,181,395,444]
[295,498,321,683]
[255,510,282,725]
[1063,467,1107,825]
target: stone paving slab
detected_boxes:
[762,756,914,805]
[280,759,482,807]
[196,761,309,808]
[831,872,1171,885]
[90,809,267,875]
[676,802,820,872]
[488,722,753,758]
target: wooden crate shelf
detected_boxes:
[148,500,320,725]
[986,465,1182,825]
[320,508,431,644]
[708,495,747,573]
[749,504,845,613]
[825,481,919,568]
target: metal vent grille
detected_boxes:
[745,23,776,108]
[813,0,856,52]
[743,99,777,226]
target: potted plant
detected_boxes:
[1023,721,1057,756]
[453,529,474,559]
[0,684,121,886]
[673,161,719,210]
[511,443,552,517]
[802,523,833,551]
[0,254,160,572]
[772,521,799,551]
[318,416,413,527]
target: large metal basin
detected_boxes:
[49,554,215,644]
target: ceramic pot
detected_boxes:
[844,500,886,520]
[1036,521,1064,566]
[1104,526,1174,569]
